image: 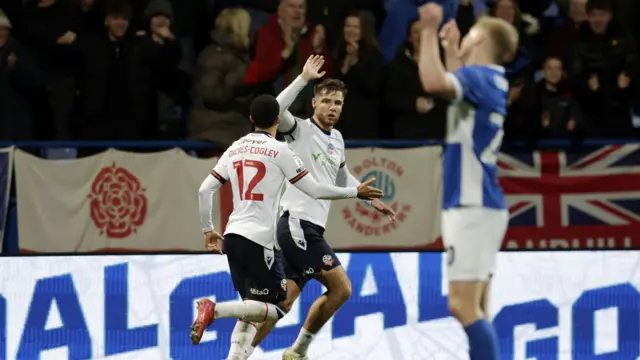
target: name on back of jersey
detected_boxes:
[229,143,279,159]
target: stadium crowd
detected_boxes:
[0,0,639,150]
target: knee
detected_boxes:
[448,294,481,323]
[329,281,352,305]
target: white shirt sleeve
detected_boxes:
[198,152,230,232]
[277,146,358,200]
[277,76,307,136]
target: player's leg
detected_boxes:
[250,279,301,348]
[480,276,492,319]
[291,264,351,351]
[442,208,506,360]
[287,240,350,357]
[191,235,290,346]
[250,247,305,349]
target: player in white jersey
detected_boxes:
[417,5,518,360]
[239,56,396,360]
[191,94,383,360]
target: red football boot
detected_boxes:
[190,298,216,345]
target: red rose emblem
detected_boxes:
[88,163,147,238]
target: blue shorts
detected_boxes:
[277,211,341,288]
[224,233,287,304]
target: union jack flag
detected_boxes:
[498,145,640,249]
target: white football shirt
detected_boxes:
[198,131,358,248]
[279,117,347,228]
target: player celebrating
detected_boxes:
[192,94,383,360]
[417,4,517,360]
[240,56,396,360]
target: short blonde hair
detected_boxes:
[214,8,251,49]
[476,16,519,63]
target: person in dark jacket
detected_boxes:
[569,0,638,137]
[22,0,79,140]
[57,0,180,142]
[384,19,446,140]
[333,10,385,139]
[533,56,584,138]
[0,10,40,141]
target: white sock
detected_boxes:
[228,320,257,359]
[215,300,285,322]
[291,327,315,355]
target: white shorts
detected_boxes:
[441,207,508,281]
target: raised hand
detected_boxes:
[419,3,444,30]
[357,177,384,200]
[301,54,327,81]
[439,19,461,50]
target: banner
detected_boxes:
[14,148,221,252]
[0,147,13,249]
[0,251,637,359]
[498,144,640,249]
[325,147,442,250]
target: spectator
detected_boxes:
[305,0,350,51]
[22,0,78,140]
[189,8,253,153]
[333,10,384,139]
[550,0,587,63]
[570,0,638,137]
[244,0,332,117]
[0,9,39,141]
[139,0,186,139]
[58,0,178,142]
[385,19,446,140]
[533,57,583,138]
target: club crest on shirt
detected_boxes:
[322,254,334,267]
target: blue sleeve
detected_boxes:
[451,66,487,106]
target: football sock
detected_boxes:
[291,327,315,355]
[215,300,286,322]
[465,319,499,360]
[228,320,257,359]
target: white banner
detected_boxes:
[14,148,220,252]
[324,147,443,249]
[0,251,636,359]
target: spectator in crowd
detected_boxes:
[189,8,253,153]
[550,0,587,63]
[139,0,187,139]
[244,0,332,118]
[305,0,351,51]
[333,10,384,139]
[22,0,78,140]
[57,0,180,142]
[385,19,446,139]
[0,9,39,141]
[533,56,583,138]
[570,0,638,137]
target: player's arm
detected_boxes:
[417,8,461,101]
[276,75,307,134]
[198,154,230,233]
[278,147,381,200]
[336,161,372,205]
